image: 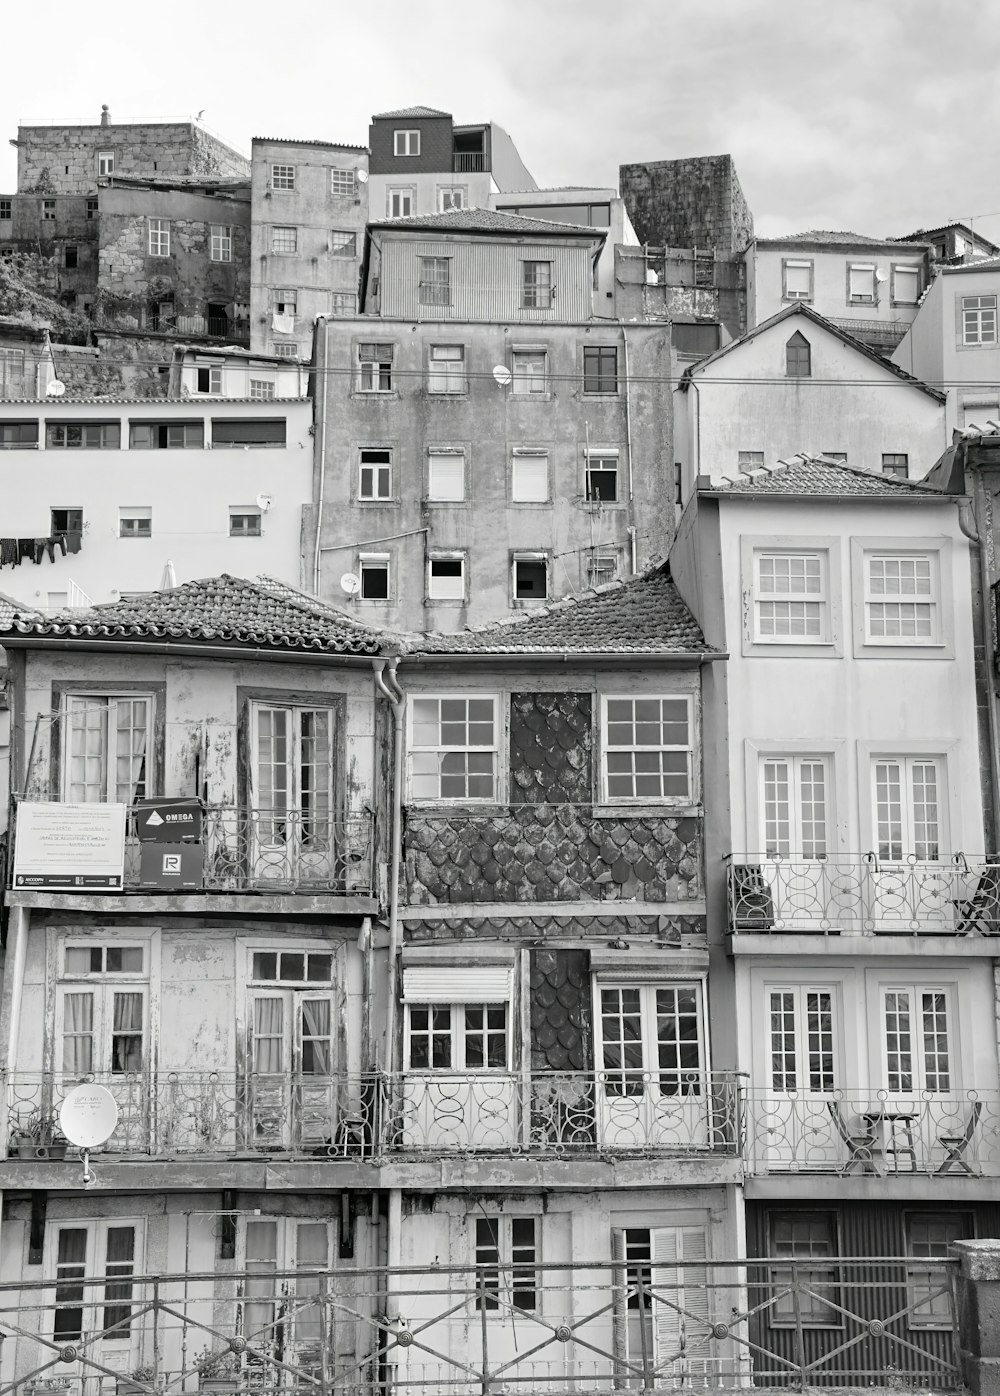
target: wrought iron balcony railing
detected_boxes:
[747,1087,1000,1176]
[3,1070,744,1160]
[0,1256,963,1395]
[727,852,1000,934]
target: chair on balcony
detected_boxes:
[827,1100,880,1174]
[729,864,775,930]
[954,866,1000,935]
[936,1100,983,1175]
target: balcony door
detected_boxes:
[869,758,951,930]
[57,972,149,1150]
[63,694,152,802]
[248,989,336,1151]
[757,755,834,931]
[759,986,841,1171]
[250,703,337,887]
[47,1220,143,1387]
[240,1217,336,1385]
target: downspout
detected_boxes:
[690,378,702,484]
[312,317,330,594]
[618,321,636,573]
[371,657,406,1315]
[957,489,1000,849]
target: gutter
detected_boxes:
[0,637,384,666]
[312,317,330,594]
[398,649,728,666]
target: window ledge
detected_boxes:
[582,391,621,399]
[510,393,553,403]
[352,391,400,402]
[594,802,702,819]
[424,598,468,607]
[357,498,401,506]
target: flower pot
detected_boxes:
[200,1380,239,1394]
[8,1140,68,1160]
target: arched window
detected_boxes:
[786,331,811,378]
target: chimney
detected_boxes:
[100,105,111,128]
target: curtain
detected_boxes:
[112,993,143,1074]
[62,993,94,1076]
[253,998,284,1074]
[300,1000,331,1075]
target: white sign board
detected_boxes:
[60,1084,120,1147]
[13,802,127,890]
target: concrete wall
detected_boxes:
[749,240,929,331]
[619,154,753,255]
[894,267,1000,435]
[16,121,248,195]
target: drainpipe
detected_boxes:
[957,485,1000,849]
[312,317,330,594]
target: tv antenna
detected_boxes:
[60,1083,119,1184]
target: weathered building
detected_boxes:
[312,208,673,629]
[250,138,370,360]
[492,186,638,308]
[619,154,753,257]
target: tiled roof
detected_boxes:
[765,229,924,247]
[252,136,367,152]
[371,208,604,238]
[0,575,385,654]
[415,568,712,656]
[942,254,1000,273]
[711,454,947,497]
[371,106,452,120]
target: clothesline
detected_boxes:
[0,531,82,568]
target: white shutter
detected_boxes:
[651,1226,709,1376]
[402,966,512,1003]
[610,1229,629,1379]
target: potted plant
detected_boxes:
[8,1108,69,1160]
[117,1366,160,1395]
[193,1344,240,1393]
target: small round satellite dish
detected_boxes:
[356,169,369,184]
[60,1084,119,1148]
[493,365,513,387]
[255,492,272,512]
[875,269,888,282]
[340,572,362,596]
[47,380,66,397]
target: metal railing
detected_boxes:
[727,852,1000,934]
[0,1256,962,1395]
[452,152,488,173]
[95,312,250,344]
[4,1070,744,1160]
[747,1087,1000,1176]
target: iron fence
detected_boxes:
[727,853,1000,934]
[0,1257,962,1395]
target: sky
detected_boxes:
[2,0,999,246]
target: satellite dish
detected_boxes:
[60,1084,119,1148]
[356,169,369,184]
[255,493,272,512]
[875,269,888,283]
[492,365,513,387]
[340,572,362,595]
[47,380,66,396]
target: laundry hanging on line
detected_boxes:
[0,531,81,568]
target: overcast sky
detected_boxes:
[3,0,998,246]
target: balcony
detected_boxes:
[747,1088,1000,1176]
[3,1070,743,1160]
[95,310,250,344]
[452,151,488,173]
[727,852,1000,935]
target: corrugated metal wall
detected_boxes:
[380,238,594,321]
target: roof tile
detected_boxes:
[713,454,946,497]
[371,208,604,238]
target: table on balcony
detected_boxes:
[863,1107,917,1173]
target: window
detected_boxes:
[511,450,548,502]
[46,422,120,449]
[98,151,115,177]
[330,291,356,316]
[522,260,553,309]
[359,555,389,600]
[419,256,451,306]
[0,198,11,219]
[513,554,548,601]
[864,553,936,642]
[129,421,203,449]
[428,344,466,394]
[823,452,848,463]
[428,554,466,601]
[0,421,39,448]
[252,950,334,983]
[65,245,78,269]
[882,453,909,478]
[438,186,466,212]
[330,168,356,197]
[474,1217,537,1312]
[249,703,336,863]
[86,198,98,220]
[409,695,498,801]
[358,342,393,392]
[230,510,262,537]
[64,944,145,975]
[427,449,465,501]
[962,295,997,346]
[393,129,420,156]
[119,507,151,538]
[148,219,170,257]
[512,349,547,394]
[738,450,764,472]
[884,987,951,1092]
[209,224,232,261]
[196,365,223,395]
[769,988,836,1092]
[62,693,152,802]
[271,164,295,190]
[587,554,618,588]
[250,377,276,400]
[387,187,414,218]
[407,1000,507,1069]
[359,447,392,500]
[783,259,813,300]
[848,263,876,303]
[271,225,297,254]
[51,508,83,535]
[212,419,286,448]
[583,346,618,393]
[761,756,830,858]
[873,758,942,861]
[0,348,25,396]
[785,331,811,377]
[603,696,693,801]
[753,550,828,642]
[52,1222,138,1343]
[270,288,298,316]
[330,229,356,257]
[673,322,721,357]
[906,1214,973,1328]
[893,265,921,304]
[42,200,56,221]
[769,1214,839,1327]
[599,983,704,1096]
[585,450,619,502]
[272,343,299,359]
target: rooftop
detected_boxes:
[759,229,930,249]
[251,137,367,152]
[371,106,452,120]
[706,453,949,498]
[369,208,605,238]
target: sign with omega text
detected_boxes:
[13,802,127,890]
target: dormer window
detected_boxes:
[394,129,420,157]
[785,331,811,378]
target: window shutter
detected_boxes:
[610,1228,629,1378]
[402,966,512,1003]
[651,1226,709,1374]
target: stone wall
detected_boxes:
[17,122,248,196]
[619,154,754,255]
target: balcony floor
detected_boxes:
[6,888,379,916]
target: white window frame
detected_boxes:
[891,264,921,305]
[330,168,356,197]
[428,344,466,395]
[522,260,553,310]
[147,219,170,257]
[881,984,955,1093]
[871,755,946,862]
[767,985,839,1094]
[427,449,466,502]
[961,295,997,347]
[905,1212,974,1329]
[359,553,390,602]
[851,539,950,655]
[601,694,695,804]
[863,552,936,643]
[587,553,619,588]
[358,447,392,501]
[387,187,415,219]
[595,980,707,1096]
[119,508,152,538]
[585,449,620,503]
[271,226,297,254]
[512,552,549,603]
[427,552,466,602]
[97,151,115,177]
[46,1218,144,1350]
[249,377,276,401]
[418,256,452,307]
[782,258,813,301]
[848,263,877,304]
[270,288,298,316]
[759,754,832,859]
[474,1215,539,1314]
[511,449,549,503]
[438,186,467,212]
[209,224,232,262]
[511,348,548,395]
[749,546,832,647]
[404,998,511,1071]
[57,976,148,1078]
[330,291,356,317]
[61,693,154,803]
[330,229,357,258]
[272,343,299,359]
[229,509,262,537]
[408,694,500,803]
[196,364,223,395]
[738,450,765,472]
[394,129,420,157]
[357,342,393,393]
[270,164,295,190]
